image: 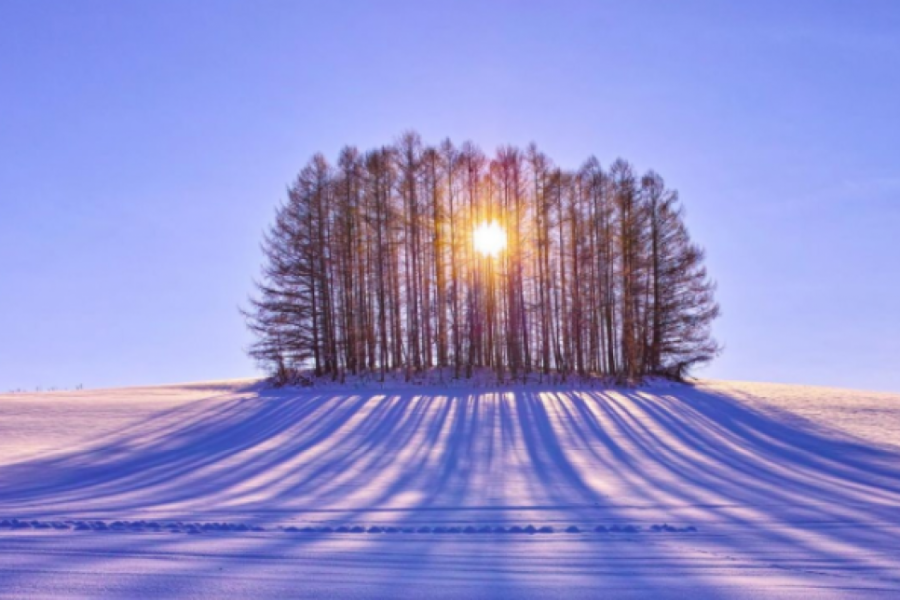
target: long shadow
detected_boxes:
[2,381,900,596]
[603,386,900,581]
[627,387,900,504]
[0,388,369,511]
[3,382,899,518]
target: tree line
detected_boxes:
[245,132,720,384]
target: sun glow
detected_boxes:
[473,220,507,258]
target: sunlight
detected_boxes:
[473,220,507,258]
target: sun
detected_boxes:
[473,220,507,258]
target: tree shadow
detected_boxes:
[2,382,899,595]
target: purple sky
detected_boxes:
[2,1,898,392]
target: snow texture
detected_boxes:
[0,378,899,598]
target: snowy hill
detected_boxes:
[1,379,899,599]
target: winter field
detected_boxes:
[1,378,899,599]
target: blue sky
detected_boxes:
[1,1,898,392]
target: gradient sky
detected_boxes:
[2,1,898,392]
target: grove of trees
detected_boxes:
[245,132,720,384]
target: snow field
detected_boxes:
[1,378,899,598]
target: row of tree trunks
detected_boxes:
[246,133,720,383]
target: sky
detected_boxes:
[1,1,898,393]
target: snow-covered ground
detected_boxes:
[1,378,899,598]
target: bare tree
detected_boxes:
[245,134,720,384]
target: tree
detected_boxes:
[245,133,720,384]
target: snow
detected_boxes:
[1,378,899,598]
